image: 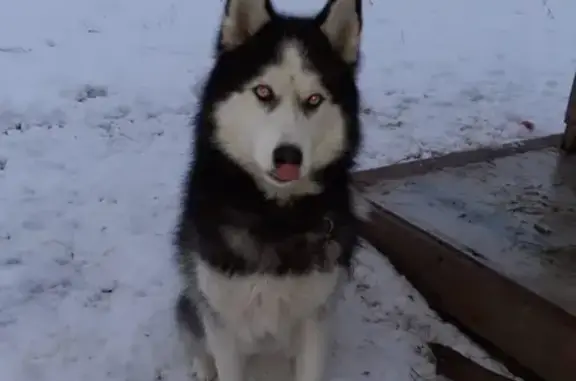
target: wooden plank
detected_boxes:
[362,148,576,315]
[429,343,514,381]
[353,134,561,188]
[561,73,576,153]
[358,197,576,381]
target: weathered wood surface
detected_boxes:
[358,198,576,381]
[362,148,576,315]
[429,343,515,381]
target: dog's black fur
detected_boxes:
[174,2,362,277]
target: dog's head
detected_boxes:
[198,0,362,200]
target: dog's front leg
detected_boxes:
[295,316,329,381]
[204,322,244,381]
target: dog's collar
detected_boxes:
[322,216,335,246]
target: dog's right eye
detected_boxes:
[252,84,275,103]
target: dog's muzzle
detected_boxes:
[270,144,302,182]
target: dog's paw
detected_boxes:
[193,355,217,381]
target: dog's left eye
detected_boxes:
[304,93,324,109]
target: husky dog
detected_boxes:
[174,0,363,380]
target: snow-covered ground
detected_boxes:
[0,0,575,380]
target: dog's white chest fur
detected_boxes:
[196,262,341,353]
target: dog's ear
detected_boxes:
[217,0,273,52]
[317,0,362,64]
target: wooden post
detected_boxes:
[561,73,576,153]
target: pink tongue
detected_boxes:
[275,164,301,181]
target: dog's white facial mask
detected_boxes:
[214,43,346,194]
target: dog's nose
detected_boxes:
[273,144,303,167]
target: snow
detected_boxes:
[0,0,574,380]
